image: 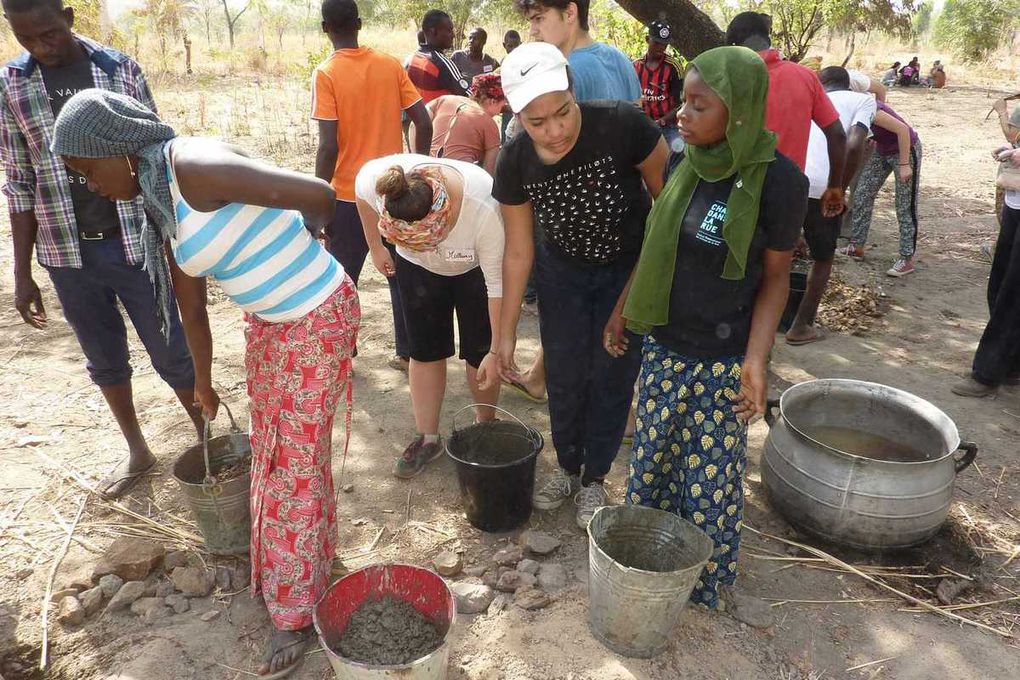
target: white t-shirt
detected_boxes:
[804,90,877,199]
[847,70,871,94]
[355,154,506,297]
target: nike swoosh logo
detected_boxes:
[520,63,538,76]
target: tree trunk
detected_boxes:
[841,31,855,68]
[615,0,724,58]
[184,36,193,74]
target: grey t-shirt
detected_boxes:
[450,50,499,80]
[41,56,120,233]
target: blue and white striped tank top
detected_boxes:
[165,144,344,323]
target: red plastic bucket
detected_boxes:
[313,563,455,679]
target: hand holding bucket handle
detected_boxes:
[202,402,241,486]
[953,441,978,473]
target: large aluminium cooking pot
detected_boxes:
[762,379,977,551]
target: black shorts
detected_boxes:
[393,254,491,367]
[803,198,841,261]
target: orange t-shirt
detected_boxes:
[426,96,500,165]
[311,47,422,200]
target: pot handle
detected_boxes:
[953,442,978,473]
[764,397,781,428]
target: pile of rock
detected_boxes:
[53,537,246,627]
[439,530,570,616]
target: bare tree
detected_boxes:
[220,0,253,48]
[196,0,218,45]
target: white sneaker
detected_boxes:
[575,483,610,529]
[532,467,580,510]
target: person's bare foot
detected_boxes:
[259,627,314,677]
[98,449,158,500]
[785,325,826,346]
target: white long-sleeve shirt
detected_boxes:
[355,154,505,297]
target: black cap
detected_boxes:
[648,21,671,44]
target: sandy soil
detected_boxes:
[2,73,1020,680]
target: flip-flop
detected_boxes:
[502,376,548,404]
[785,328,827,346]
[98,460,158,500]
[259,629,315,679]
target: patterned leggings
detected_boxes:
[625,338,747,608]
[849,141,922,258]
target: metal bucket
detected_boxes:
[172,404,252,555]
[313,564,454,680]
[587,505,714,658]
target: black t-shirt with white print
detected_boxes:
[654,150,808,358]
[40,55,121,233]
[492,100,662,264]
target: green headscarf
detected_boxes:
[623,46,776,336]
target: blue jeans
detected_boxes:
[327,200,409,358]
[45,237,195,388]
[534,242,642,481]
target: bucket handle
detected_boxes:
[202,402,240,487]
[953,441,978,473]
[451,404,539,443]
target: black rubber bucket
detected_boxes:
[446,405,543,533]
[779,271,808,333]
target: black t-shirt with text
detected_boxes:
[40,56,120,233]
[654,150,808,357]
[492,100,662,265]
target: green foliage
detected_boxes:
[66,0,103,37]
[912,0,933,36]
[590,1,687,64]
[375,0,519,38]
[934,0,1016,61]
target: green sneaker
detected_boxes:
[393,435,444,479]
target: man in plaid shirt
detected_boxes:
[1,0,202,498]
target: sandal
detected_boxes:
[98,459,157,500]
[259,628,315,679]
[502,376,548,404]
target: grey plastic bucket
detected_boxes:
[587,505,714,658]
[172,405,252,555]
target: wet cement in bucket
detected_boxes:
[800,425,930,462]
[597,533,702,573]
[334,595,442,665]
[449,422,535,465]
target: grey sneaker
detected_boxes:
[575,483,610,529]
[393,436,443,479]
[951,376,997,399]
[532,467,581,510]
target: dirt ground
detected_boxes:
[2,70,1020,680]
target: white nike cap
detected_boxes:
[501,42,570,114]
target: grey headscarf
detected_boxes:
[51,89,178,338]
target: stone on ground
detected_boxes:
[200,610,221,622]
[49,587,82,603]
[130,597,165,618]
[105,580,147,613]
[165,593,190,614]
[170,566,214,597]
[721,587,774,629]
[163,550,192,570]
[57,596,85,625]
[155,580,176,598]
[92,537,166,582]
[144,605,172,624]
[496,570,536,593]
[463,564,488,578]
[537,563,569,591]
[230,563,251,590]
[516,559,540,575]
[214,565,232,591]
[79,586,104,616]
[492,545,524,566]
[98,574,124,598]
[514,586,553,610]
[450,582,495,614]
[521,530,561,556]
[432,550,463,577]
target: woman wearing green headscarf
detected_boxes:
[611,46,807,608]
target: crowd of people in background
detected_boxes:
[3,0,1010,676]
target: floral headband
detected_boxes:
[377,167,453,252]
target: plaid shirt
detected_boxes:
[0,35,156,268]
